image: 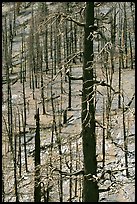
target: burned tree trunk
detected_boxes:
[82,2,99,202]
[34,108,41,202]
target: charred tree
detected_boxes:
[128,31,134,69]
[34,108,41,202]
[22,35,28,172]
[17,107,22,177]
[82,2,99,202]
[110,6,116,73]
[68,66,72,110]
[123,2,128,68]
[50,86,63,202]
[118,4,122,108]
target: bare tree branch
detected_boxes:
[85,79,115,92]
[62,14,85,27]
[52,167,84,176]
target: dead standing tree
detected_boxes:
[34,108,41,202]
[61,2,99,201]
[82,2,99,202]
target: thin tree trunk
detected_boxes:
[14,130,19,202]
[21,109,28,173]
[17,107,22,177]
[69,138,72,201]
[8,13,13,73]
[68,66,72,110]
[74,139,78,197]
[44,28,49,74]
[40,48,46,115]
[123,2,128,68]
[110,7,116,73]
[34,108,41,202]
[122,95,129,178]
[128,31,133,69]
[118,4,122,108]
[102,97,105,168]
[118,55,122,108]
[22,45,28,172]
[51,86,63,202]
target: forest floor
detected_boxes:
[2,2,135,202]
[2,65,135,202]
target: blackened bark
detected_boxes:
[118,5,122,108]
[22,57,28,172]
[82,2,99,202]
[34,108,41,202]
[122,97,129,178]
[68,66,72,110]
[17,107,22,177]
[128,31,133,69]
[123,2,128,68]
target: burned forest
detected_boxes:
[2,2,135,202]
